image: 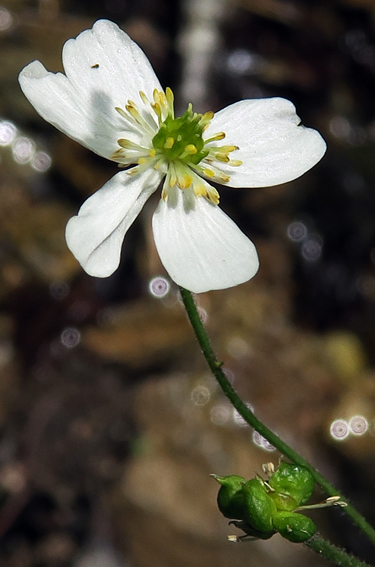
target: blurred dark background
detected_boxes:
[0,0,375,566]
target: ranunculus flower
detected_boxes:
[19,19,326,293]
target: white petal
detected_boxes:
[19,20,161,159]
[152,187,259,293]
[66,168,163,277]
[205,98,326,188]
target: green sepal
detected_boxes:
[242,478,277,533]
[212,475,246,520]
[273,511,317,543]
[269,462,315,506]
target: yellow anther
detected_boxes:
[164,137,175,149]
[220,145,238,153]
[111,148,122,158]
[149,148,156,157]
[185,144,198,154]
[206,186,220,205]
[193,183,207,198]
[138,157,147,165]
[115,106,128,119]
[203,168,215,178]
[166,87,174,115]
[153,159,164,170]
[218,172,230,183]
[229,159,243,167]
[169,171,177,187]
[153,89,160,104]
[199,111,214,126]
[161,184,168,201]
[159,92,168,108]
[177,173,193,189]
[126,103,142,124]
[139,91,149,105]
[118,138,139,149]
[151,102,162,120]
[205,132,226,143]
[215,153,230,163]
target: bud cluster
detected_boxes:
[212,461,343,543]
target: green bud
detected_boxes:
[269,462,315,506]
[273,511,317,543]
[269,491,298,512]
[242,478,278,533]
[212,475,246,520]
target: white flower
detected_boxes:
[19,19,326,293]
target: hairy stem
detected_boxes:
[305,535,372,567]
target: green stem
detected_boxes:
[305,535,372,567]
[179,287,375,550]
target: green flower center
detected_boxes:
[151,104,211,165]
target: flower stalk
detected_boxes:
[179,287,375,560]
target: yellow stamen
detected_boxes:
[152,102,162,121]
[140,91,149,105]
[184,144,197,154]
[126,102,143,125]
[177,172,193,189]
[164,137,175,149]
[199,111,214,127]
[166,87,174,117]
[217,172,230,183]
[193,183,206,198]
[219,145,238,153]
[159,92,168,108]
[149,148,156,157]
[206,186,220,205]
[203,168,215,178]
[169,164,177,187]
[161,184,168,201]
[115,106,128,119]
[215,153,230,163]
[117,138,141,149]
[110,149,123,159]
[153,159,164,170]
[205,132,226,143]
[229,159,243,166]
